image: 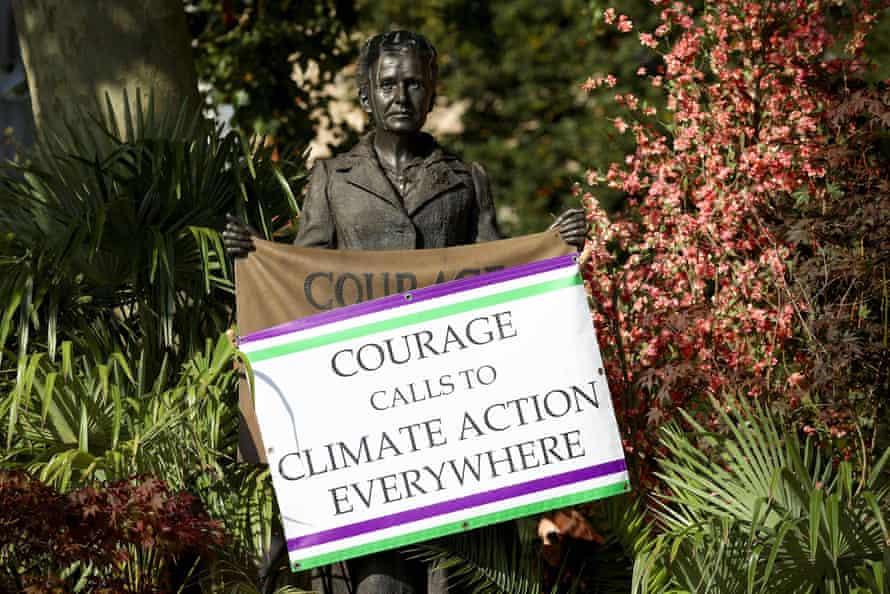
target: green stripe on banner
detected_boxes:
[290,479,629,572]
[248,274,582,363]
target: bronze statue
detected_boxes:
[224,32,585,257]
[224,30,588,594]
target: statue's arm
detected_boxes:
[294,160,336,248]
[470,162,501,243]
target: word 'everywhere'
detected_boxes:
[329,430,586,514]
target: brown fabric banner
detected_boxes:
[235,231,574,463]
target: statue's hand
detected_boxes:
[222,214,259,259]
[549,208,588,251]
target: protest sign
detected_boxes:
[240,253,629,571]
[235,230,574,462]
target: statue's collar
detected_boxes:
[333,131,467,215]
[334,131,455,170]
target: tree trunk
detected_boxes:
[12,0,199,135]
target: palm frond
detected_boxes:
[638,395,890,593]
[410,522,543,594]
[2,334,233,487]
[0,92,304,385]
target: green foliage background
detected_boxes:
[185,0,357,151]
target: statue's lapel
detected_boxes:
[332,133,466,216]
[335,135,403,211]
[342,162,403,211]
[404,157,466,216]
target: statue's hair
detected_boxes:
[357,30,438,112]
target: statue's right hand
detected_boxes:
[222,214,259,259]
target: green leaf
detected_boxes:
[40,371,58,423]
[809,489,823,562]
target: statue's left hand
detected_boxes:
[222,214,259,259]
[549,208,588,251]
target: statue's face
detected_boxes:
[364,48,433,134]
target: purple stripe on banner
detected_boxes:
[241,253,577,345]
[287,458,626,552]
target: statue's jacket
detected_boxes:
[294,132,501,250]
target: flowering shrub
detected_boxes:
[579,0,888,484]
[0,470,225,593]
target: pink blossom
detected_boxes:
[580,78,598,92]
[614,116,628,132]
[787,372,805,387]
[639,33,658,48]
[618,14,634,33]
[581,74,617,91]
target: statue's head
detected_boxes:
[357,30,438,134]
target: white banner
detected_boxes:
[240,254,628,571]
